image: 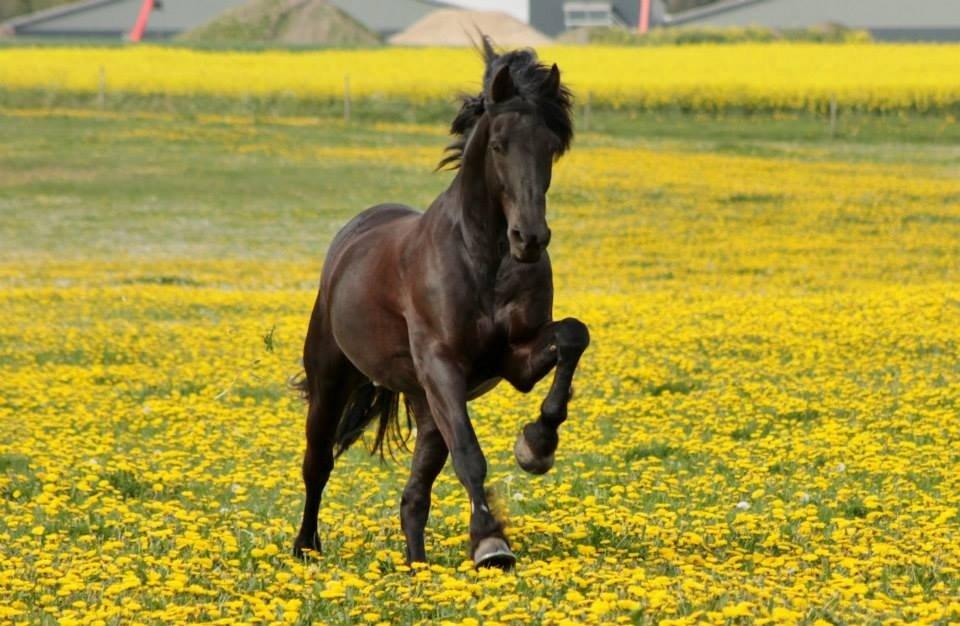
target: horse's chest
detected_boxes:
[464,297,509,362]
[473,312,499,347]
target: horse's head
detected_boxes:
[441,41,573,264]
[484,57,569,263]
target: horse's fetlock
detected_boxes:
[292,531,321,559]
[523,421,559,458]
[540,399,568,425]
[469,512,505,544]
[555,318,589,358]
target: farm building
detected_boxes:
[2,0,248,39]
[529,0,668,37]
[2,0,456,40]
[664,0,960,41]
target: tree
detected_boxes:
[0,0,75,21]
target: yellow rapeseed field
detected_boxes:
[1,106,958,624]
[1,43,959,112]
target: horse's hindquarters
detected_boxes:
[321,205,421,393]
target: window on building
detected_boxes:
[563,2,626,29]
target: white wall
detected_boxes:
[442,0,529,22]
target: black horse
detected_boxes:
[293,39,589,570]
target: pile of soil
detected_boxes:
[179,0,380,46]
[389,9,552,47]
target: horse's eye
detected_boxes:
[491,141,505,154]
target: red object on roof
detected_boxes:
[128,0,155,42]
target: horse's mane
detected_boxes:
[438,40,574,171]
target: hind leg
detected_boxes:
[292,320,357,558]
[400,393,448,564]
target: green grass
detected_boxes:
[1,108,957,251]
[2,107,957,266]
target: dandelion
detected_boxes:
[1,106,958,625]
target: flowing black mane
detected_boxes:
[438,40,574,171]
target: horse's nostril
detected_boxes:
[509,228,523,243]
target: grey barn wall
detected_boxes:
[9,0,454,40]
[12,0,248,39]
[530,0,642,36]
[668,0,960,40]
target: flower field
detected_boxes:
[1,43,960,112]
[1,105,959,626]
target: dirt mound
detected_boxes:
[179,0,380,46]
[389,9,552,47]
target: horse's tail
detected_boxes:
[290,372,412,460]
[333,382,413,460]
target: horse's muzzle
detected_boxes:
[509,226,550,263]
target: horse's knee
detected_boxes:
[400,482,430,524]
[555,318,589,360]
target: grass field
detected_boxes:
[1,108,959,625]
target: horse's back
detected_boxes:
[322,204,418,281]
[327,203,418,257]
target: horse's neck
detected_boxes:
[446,115,505,276]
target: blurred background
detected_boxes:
[1,0,958,44]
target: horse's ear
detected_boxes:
[481,35,497,66]
[489,64,515,104]
[542,63,561,96]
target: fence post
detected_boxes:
[344,74,351,124]
[829,95,837,139]
[98,65,106,110]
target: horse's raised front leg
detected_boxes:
[501,317,590,474]
[400,393,448,564]
[413,340,515,569]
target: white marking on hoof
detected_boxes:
[514,432,554,475]
[474,537,515,570]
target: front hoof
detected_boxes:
[473,537,516,571]
[292,533,321,559]
[514,432,554,475]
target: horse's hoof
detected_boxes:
[473,537,516,571]
[514,432,554,475]
[292,533,321,559]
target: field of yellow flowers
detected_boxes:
[1,43,959,113]
[1,105,959,625]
